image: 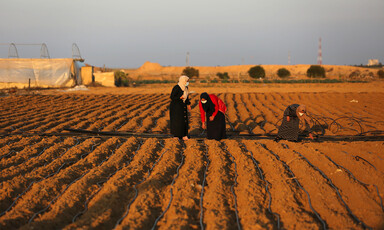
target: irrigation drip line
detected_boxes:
[28,169,91,224]
[222,143,242,230]
[312,148,384,213]
[0,138,19,151]
[151,140,186,230]
[233,96,255,135]
[2,129,384,143]
[0,137,48,162]
[275,114,384,137]
[353,156,377,171]
[340,151,378,171]
[0,139,84,217]
[225,114,236,132]
[0,150,16,161]
[199,140,211,230]
[287,146,372,229]
[114,140,168,229]
[72,140,139,223]
[238,142,281,229]
[28,140,120,224]
[258,142,327,230]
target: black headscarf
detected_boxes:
[200,92,215,116]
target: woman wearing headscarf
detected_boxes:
[170,75,191,140]
[276,104,314,141]
[199,92,227,140]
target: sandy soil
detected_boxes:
[22,81,384,95]
[1,88,384,229]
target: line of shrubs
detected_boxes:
[115,65,377,86]
[182,65,327,79]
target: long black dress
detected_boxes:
[207,111,226,141]
[170,85,190,138]
[200,93,226,141]
[277,104,301,141]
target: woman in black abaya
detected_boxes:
[170,75,191,140]
[199,92,227,141]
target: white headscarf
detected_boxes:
[178,75,189,103]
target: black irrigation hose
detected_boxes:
[276,114,384,137]
[0,138,47,162]
[199,140,211,230]
[233,96,255,135]
[151,140,186,230]
[0,181,34,217]
[0,138,19,155]
[329,117,364,135]
[288,146,372,229]
[114,140,168,229]
[0,138,83,217]
[72,140,137,223]
[27,140,113,224]
[313,148,384,213]
[225,114,235,132]
[114,119,131,131]
[341,151,377,171]
[238,142,281,229]
[353,156,377,171]
[0,150,16,161]
[28,169,91,223]
[222,143,242,230]
[258,143,327,230]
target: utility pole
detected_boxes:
[288,51,291,65]
[317,37,322,65]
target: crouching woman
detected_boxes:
[199,92,227,140]
[276,104,314,142]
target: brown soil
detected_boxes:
[0,85,384,229]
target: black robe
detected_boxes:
[200,93,226,141]
[207,111,226,141]
[277,104,301,141]
[170,85,190,138]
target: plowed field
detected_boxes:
[1,92,384,229]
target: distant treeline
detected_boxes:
[352,64,383,68]
[127,79,365,85]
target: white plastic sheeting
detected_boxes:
[0,58,74,87]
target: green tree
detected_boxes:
[182,67,199,78]
[277,68,291,78]
[378,69,384,79]
[248,65,265,79]
[114,70,131,87]
[216,72,230,80]
[307,65,326,78]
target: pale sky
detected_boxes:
[1,0,383,68]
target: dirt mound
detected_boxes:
[137,61,164,72]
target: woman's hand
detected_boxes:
[202,123,206,129]
[209,116,214,121]
[286,116,290,122]
[180,96,184,100]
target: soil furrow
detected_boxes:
[64,138,163,229]
[0,137,120,229]
[23,137,139,229]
